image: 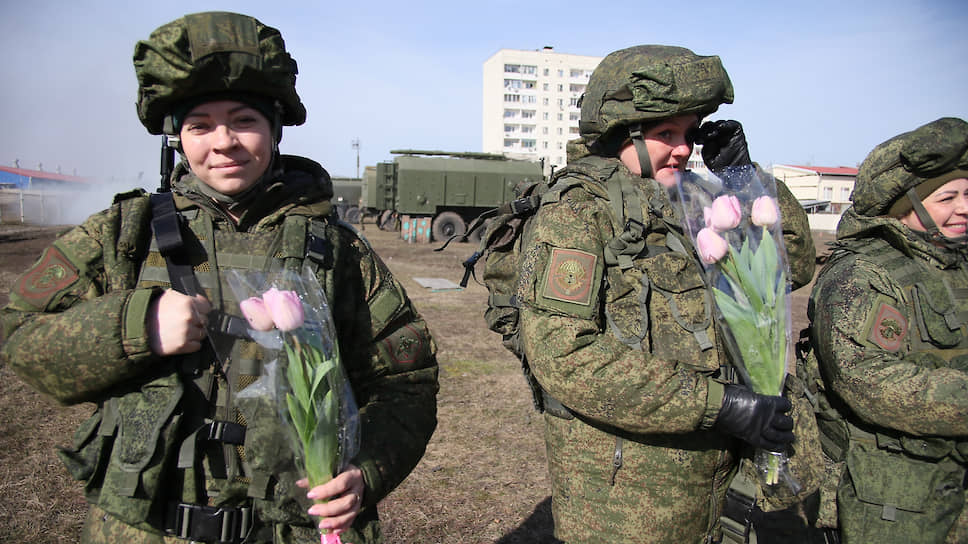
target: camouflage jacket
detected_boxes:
[809,208,968,543]
[0,155,439,541]
[810,207,968,443]
[516,155,815,542]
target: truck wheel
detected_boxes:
[432,211,466,241]
[378,210,396,231]
[343,206,361,224]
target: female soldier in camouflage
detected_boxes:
[516,45,816,543]
[809,117,968,543]
[0,12,438,544]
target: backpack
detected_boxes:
[453,161,641,412]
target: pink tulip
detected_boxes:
[704,195,742,232]
[696,227,729,264]
[751,196,779,228]
[240,297,275,331]
[263,288,305,332]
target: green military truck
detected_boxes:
[331,175,362,224]
[362,150,543,241]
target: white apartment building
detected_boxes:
[482,47,602,175]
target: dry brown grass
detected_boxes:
[0,222,816,543]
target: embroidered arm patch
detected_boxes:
[14,246,80,308]
[541,248,597,306]
[865,300,908,352]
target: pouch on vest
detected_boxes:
[838,440,965,543]
[94,371,185,531]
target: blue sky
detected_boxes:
[2,0,966,191]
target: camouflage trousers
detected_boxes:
[543,413,737,544]
[81,503,381,544]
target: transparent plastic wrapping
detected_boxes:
[227,265,361,541]
[674,165,796,490]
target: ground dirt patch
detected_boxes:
[0,221,815,543]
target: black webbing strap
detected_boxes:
[165,501,252,544]
[149,192,199,296]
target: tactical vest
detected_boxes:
[821,237,968,543]
[57,190,345,541]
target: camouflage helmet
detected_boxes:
[579,45,734,152]
[851,117,968,217]
[133,11,306,135]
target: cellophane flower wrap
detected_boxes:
[228,266,360,543]
[674,166,796,490]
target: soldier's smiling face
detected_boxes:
[899,177,968,239]
[179,100,274,195]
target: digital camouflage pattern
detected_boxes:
[0,155,439,543]
[579,45,734,152]
[518,154,816,543]
[134,11,307,134]
[810,126,968,542]
[850,117,968,217]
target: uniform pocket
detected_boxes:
[838,442,964,542]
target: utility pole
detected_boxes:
[351,138,360,179]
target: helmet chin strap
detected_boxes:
[906,187,968,249]
[628,125,653,179]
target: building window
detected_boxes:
[569,83,585,93]
[524,80,536,89]
[569,97,579,107]
[542,126,549,134]
[543,141,548,149]
[543,98,549,106]
[558,127,563,135]
[558,69,564,77]
[504,64,521,73]
[570,69,584,77]
[523,65,537,74]
[504,138,517,147]
[543,68,549,76]
[504,124,517,133]
[521,110,536,119]
[823,187,833,200]
[840,187,851,200]
[504,94,521,103]
[558,113,563,121]
[521,125,535,134]
[542,112,549,120]
[558,142,563,149]
[569,112,580,121]
[522,139,537,149]
[504,79,522,89]
[557,84,564,92]
[523,95,536,104]
[542,83,549,91]
[504,109,518,118]
[569,126,580,134]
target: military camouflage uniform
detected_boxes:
[809,118,968,543]
[0,155,439,543]
[517,153,814,543]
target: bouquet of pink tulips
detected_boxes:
[675,167,793,488]
[228,267,360,543]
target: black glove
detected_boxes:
[697,120,752,171]
[715,385,794,451]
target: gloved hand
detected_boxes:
[697,120,752,171]
[715,385,794,451]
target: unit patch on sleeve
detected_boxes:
[14,246,79,307]
[541,248,597,306]
[381,324,427,366]
[867,301,907,352]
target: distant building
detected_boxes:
[772,164,858,214]
[0,165,93,191]
[482,47,602,175]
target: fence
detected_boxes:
[0,189,75,225]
